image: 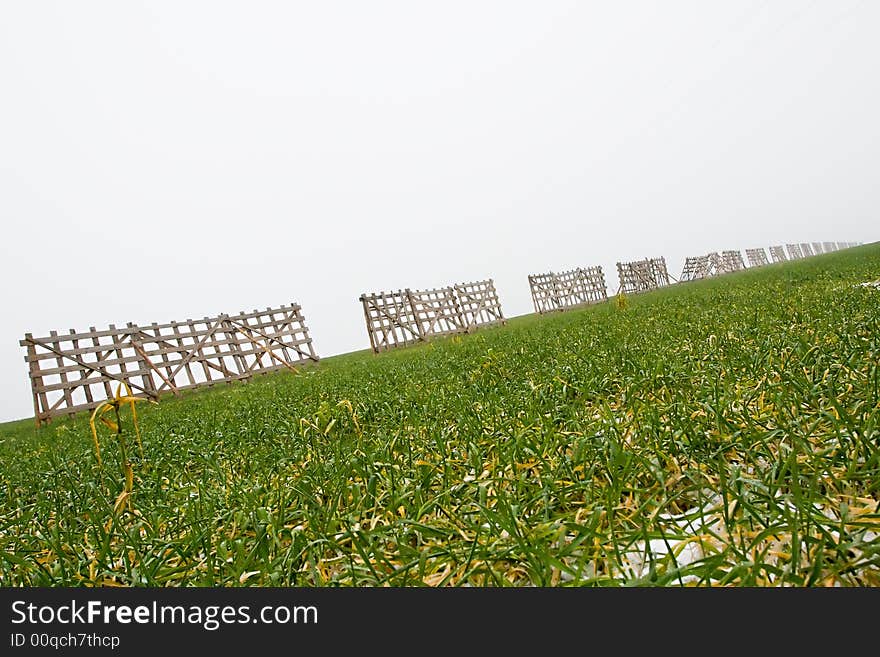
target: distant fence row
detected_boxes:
[359,279,505,353]
[521,254,676,314]
[21,304,318,425]
[682,241,860,281]
[21,240,864,424]
[769,241,857,264]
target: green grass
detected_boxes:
[2,245,879,586]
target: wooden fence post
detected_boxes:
[22,334,46,427]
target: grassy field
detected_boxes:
[1,245,879,586]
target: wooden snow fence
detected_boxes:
[359,279,505,353]
[617,257,671,294]
[746,248,770,267]
[21,303,319,426]
[681,250,745,281]
[721,250,746,272]
[527,266,607,314]
[680,255,713,281]
[769,246,788,263]
[786,243,805,260]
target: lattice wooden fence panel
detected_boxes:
[769,246,788,263]
[812,242,824,254]
[746,248,769,267]
[21,303,318,426]
[409,287,466,338]
[650,258,671,287]
[359,290,423,352]
[786,243,804,260]
[455,279,504,330]
[528,266,607,313]
[223,306,317,379]
[131,317,243,396]
[617,257,670,294]
[361,279,504,353]
[579,267,608,304]
[683,249,748,279]
[680,255,712,281]
[721,250,746,272]
[799,242,814,257]
[555,268,600,309]
[528,273,560,314]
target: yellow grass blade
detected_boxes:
[111,490,130,516]
[128,397,144,459]
[99,416,118,432]
[88,403,107,467]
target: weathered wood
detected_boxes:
[128,322,156,398]
[22,303,319,425]
[226,318,300,374]
[745,248,770,267]
[786,243,805,260]
[173,322,198,388]
[617,257,669,294]
[720,250,745,273]
[360,290,423,352]
[220,318,248,380]
[680,255,712,281]
[529,266,606,313]
[24,334,46,426]
[769,245,788,263]
[360,279,504,353]
[69,330,93,408]
[49,331,75,418]
[131,341,179,395]
[680,250,742,280]
[454,279,505,330]
[408,286,465,337]
[22,336,155,397]
[90,327,114,400]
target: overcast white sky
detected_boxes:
[1,1,877,422]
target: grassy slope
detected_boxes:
[1,245,878,586]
